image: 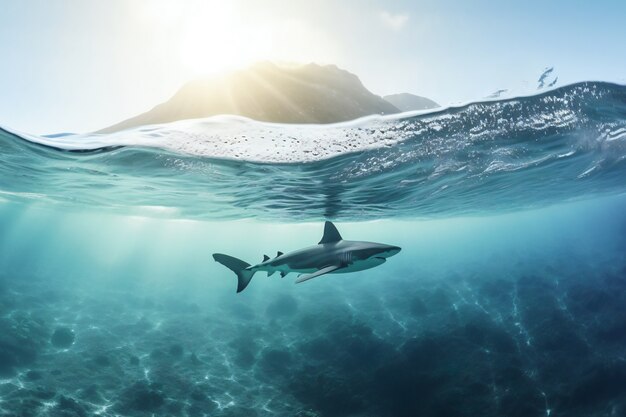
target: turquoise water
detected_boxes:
[1,82,626,416]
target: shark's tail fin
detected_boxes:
[212,253,256,293]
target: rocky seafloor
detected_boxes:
[1,238,626,417]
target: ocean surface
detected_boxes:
[1,81,626,417]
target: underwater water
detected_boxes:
[1,81,626,417]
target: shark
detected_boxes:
[213,221,401,293]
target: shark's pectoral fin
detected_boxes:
[280,271,288,278]
[268,270,276,277]
[295,264,342,284]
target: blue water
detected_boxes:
[1,81,626,417]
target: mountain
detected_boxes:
[99,62,411,133]
[383,93,439,112]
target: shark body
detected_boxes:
[213,221,401,293]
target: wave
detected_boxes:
[1,81,625,220]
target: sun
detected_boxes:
[178,2,270,75]
[137,0,335,77]
[139,0,272,76]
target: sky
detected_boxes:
[0,0,625,134]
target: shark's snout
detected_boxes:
[374,245,401,259]
[386,245,401,258]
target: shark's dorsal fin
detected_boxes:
[263,254,270,262]
[319,221,343,244]
[276,251,284,257]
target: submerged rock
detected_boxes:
[78,384,106,403]
[32,386,56,400]
[50,327,75,348]
[189,352,202,366]
[54,395,87,417]
[168,344,184,357]
[259,349,292,375]
[92,354,111,367]
[116,381,166,413]
[25,370,43,381]
[0,316,46,376]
